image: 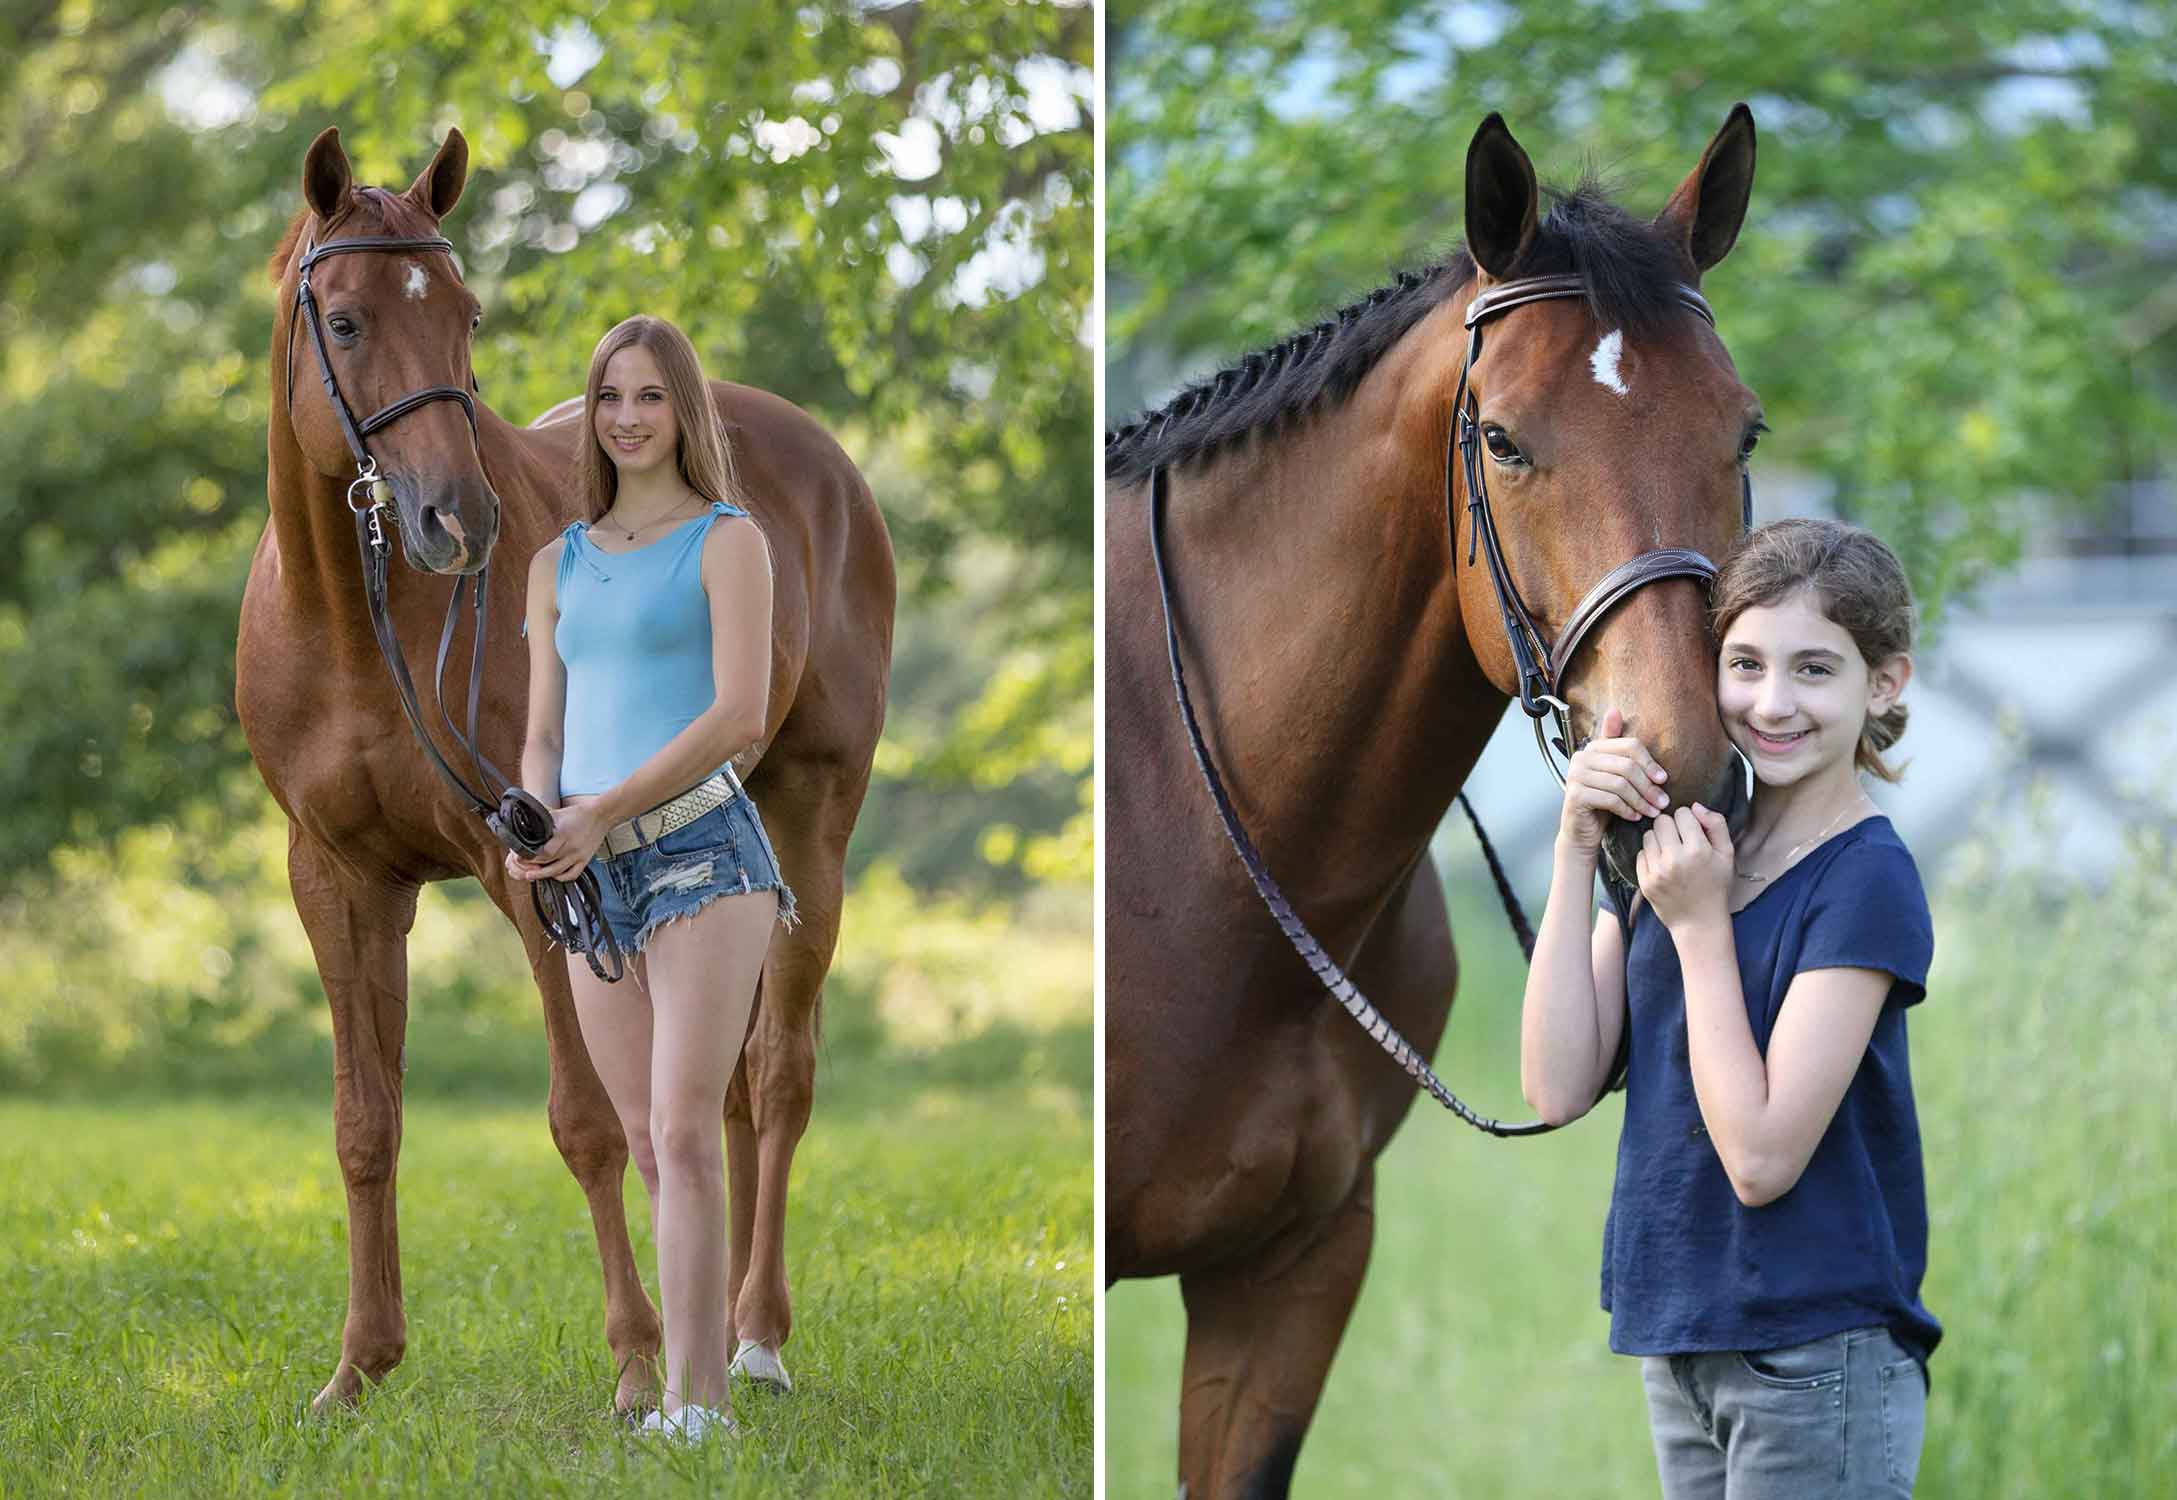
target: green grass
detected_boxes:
[1107,842,2177,1498]
[0,1023,1090,1497]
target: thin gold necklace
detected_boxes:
[1735,796,1871,884]
[599,495,702,543]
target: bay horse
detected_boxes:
[1104,107,1762,1496]
[236,126,894,1415]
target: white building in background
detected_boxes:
[1436,469,2177,894]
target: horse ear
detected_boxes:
[303,126,352,222]
[406,128,469,220]
[1656,103,1756,274]
[1465,114,1539,280]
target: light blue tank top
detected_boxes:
[553,500,749,798]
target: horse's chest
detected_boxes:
[243,670,442,847]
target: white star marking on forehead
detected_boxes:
[1589,328,1629,396]
[401,262,429,301]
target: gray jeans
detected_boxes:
[1641,1327,1927,1498]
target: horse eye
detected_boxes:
[1482,425,1523,463]
[1740,423,1768,462]
[470,312,483,333]
[328,316,357,338]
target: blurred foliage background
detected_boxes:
[1108,0,2177,617]
[0,0,1091,1086]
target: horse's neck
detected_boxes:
[1158,370,1504,901]
[264,429,380,636]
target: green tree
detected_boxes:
[1109,0,2177,614]
[0,0,1091,881]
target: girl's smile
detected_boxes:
[1716,586,1904,795]
[595,343,680,476]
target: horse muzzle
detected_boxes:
[393,481,498,575]
[1598,740,1754,892]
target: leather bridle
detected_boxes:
[1142,271,1755,1135]
[1453,271,1748,784]
[283,225,625,982]
[285,231,481,522]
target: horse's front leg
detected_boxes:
[288,831,417,1413]
[1177,1180,1378,1499]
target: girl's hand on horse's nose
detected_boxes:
[1560,705,1671,849]
[1635,803,1734,930]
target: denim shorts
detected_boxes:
[586,791,797,957]
[1641,1326,1927,1498]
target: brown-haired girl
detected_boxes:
[1521,517,1937,1496]
[507,314,793,1441]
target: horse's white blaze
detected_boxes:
[401,262,430,301]
[1590,328,1629,396]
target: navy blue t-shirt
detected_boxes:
[1601,815,1941,1367]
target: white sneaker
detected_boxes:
[643,1404,737,1441]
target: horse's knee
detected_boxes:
[546,1085,632,1175]
[332,1104,399,1188]
[749,1028,815,1129]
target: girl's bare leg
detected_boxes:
[643,890,774,1416]
[565,950,663,1400]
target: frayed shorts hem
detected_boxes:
[625,876,798,956]
[578,790,798,962]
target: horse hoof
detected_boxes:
[308,1366,366,1417]
[613,1368,661,1418]
[730,1338,793,1391]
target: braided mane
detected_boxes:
[1106,179,1693,484]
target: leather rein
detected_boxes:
[1143,271,1750,1136]
[285,228,625,982]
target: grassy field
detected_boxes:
[0,878,1092,1498]
[1107,837,2177,1498]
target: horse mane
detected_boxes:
[265,187,437,284]
[1105,177,1696,484]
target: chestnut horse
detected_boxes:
[1105,107,1761,1496]
[236,127,894,1414]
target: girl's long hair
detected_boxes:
[1710,518,1917,783]
[575,315,745,523]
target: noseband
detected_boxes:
[281,226,624,983]
[1454,271,1749,782]
[1141,271,1754,1135]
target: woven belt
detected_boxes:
[599,770,740,858]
